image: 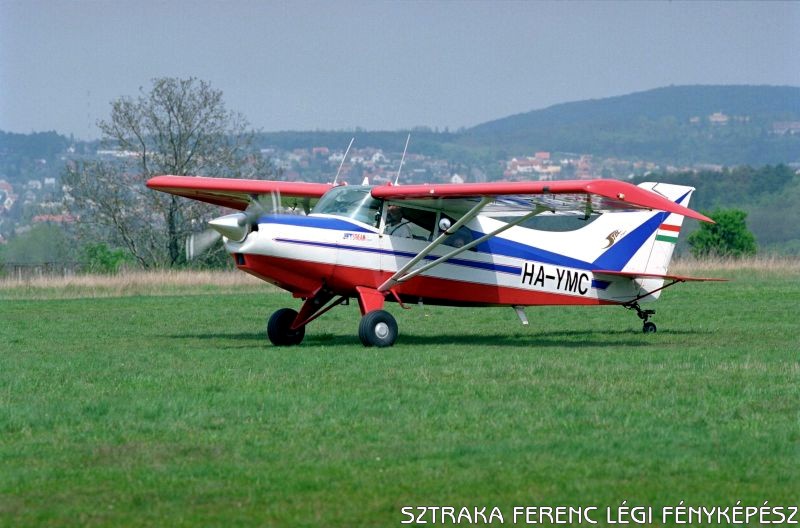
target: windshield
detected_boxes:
[312,186,381,227]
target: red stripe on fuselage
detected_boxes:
[659,223,681,232]
[236,253,614,307]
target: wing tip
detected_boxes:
[682,207,714,224]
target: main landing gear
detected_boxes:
[624,301,657,334]
[267,308,305,346]
[358,310,398,347]
[266,286,399,347]
[267,306,399,347]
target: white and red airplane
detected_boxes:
[147,175,722,347]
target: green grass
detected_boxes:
[1,269,798,526]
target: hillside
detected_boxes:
[5,85,800,169]
[459,85,800,165]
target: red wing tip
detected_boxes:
[695,211,715,223]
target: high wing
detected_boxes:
[146,175,333,210]
[371,179,713,223]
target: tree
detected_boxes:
[0,223,76,267]
[688,208,757,259]
[64,77,273,268]
[80,243,132,274]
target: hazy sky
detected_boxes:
[1,0,799,139]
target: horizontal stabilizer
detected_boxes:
[592,269,728,282]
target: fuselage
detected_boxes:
[224,210,665,308]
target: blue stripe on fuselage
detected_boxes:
[258,214,374,233]
[262,215,520,274]
[590,211,667,271]
[471,231,596,270]
[273,238,521,276]
[591,189,690,270]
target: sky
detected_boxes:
[1,0,799,140]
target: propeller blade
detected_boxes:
[185,229,222,260]
[244,191,283,224]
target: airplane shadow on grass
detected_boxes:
[169,328,706,350]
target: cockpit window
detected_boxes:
[312,186,381,227]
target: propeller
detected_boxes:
[184,191,283,261]
[185,229,222,260]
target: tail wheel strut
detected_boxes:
[624,301,657,334]
[621,279,685,334]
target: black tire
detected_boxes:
[642,321,657,334]
[267,308,305,346]
[358,310,398,347]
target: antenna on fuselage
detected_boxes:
[393,133,411,186]
[333,137,355,186]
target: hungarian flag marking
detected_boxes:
[655,223,680,243]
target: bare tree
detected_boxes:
[64,77,272,268]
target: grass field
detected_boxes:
[1,263,798,526]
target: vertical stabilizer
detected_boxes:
[637,182,694,276]
[631,182,695,300]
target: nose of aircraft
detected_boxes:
[208,212,250,242]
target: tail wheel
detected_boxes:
[642,321,657,334]
[267,308,305,346]
[358,310,398,347]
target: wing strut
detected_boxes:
[378,197,492,291]
[378,201,547,292]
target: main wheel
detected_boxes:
[642,321,657,334]
[358,310,398,347]
[267,308,305,346]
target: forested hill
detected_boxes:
[0,130,70,159]
[458,85,800,165]
[4,86,800,167]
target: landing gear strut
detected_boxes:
[267,287,346,346]
[625,301,657,334]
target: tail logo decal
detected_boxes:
[602,229,625,249]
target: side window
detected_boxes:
[443,226,474,249]
[384,204,434,240]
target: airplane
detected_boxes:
[146,174,724,347]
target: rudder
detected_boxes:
[638,182,695,276]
